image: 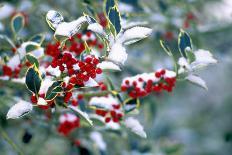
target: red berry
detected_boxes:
[86,31,92,37]
[31,95,37,104]
[96,68,102,74]
[59,65,65,72]
[98,44,104,49]
[71,99,78,106]
[93,58,99,65]
[155,72,161,78]
[105,117,111,123]
[64,92,72,103]
[77,94,83,100]
[160,69,166,75]
[76,33,82,39]
[121,85,127,91]
[125,80,130,85]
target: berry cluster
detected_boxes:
[30,93,55,110]
[89,96,124,123]
[121,69,176,98]
[57,113,80,136]
[2,65,21,78]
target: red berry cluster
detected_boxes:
[68,31,104,52]
[95,104,123,123]
[97,12,108,28]
[49,51,102,84]
[57,113,80,136]
[2,65,21,78]
[98,82,107,91]
[121,69,176,98]
[62,85,83,106]
[30,93,55,110]
[183,12,196,29]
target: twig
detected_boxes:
[0,126,24,155]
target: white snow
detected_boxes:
[119,26,152,45]
[108,43,127,65]
[37,97,48,106]
[124,117,147,138]
[6,100,33,119]
[84,78,99,87]
[90,132,106,151]
[186,74,208,90]
[191,49,217,69]
[39,78,53,94]
[89,96,119,110]
[97,61,121,71]
[0,3,14,20]
[87,23,105,36]
[46,65,61,77]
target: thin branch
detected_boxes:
[0,127,24,155]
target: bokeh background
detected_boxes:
[0,0,232,155]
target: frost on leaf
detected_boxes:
[68,105,93,126]
[124,117,147,138]
[186,74,208,90]
[84,78,99,87]
[37,97,48,106]
[119,26,152,45]
[87,23,105,36]
[46,10,87,39]
[46,10,64,30]
[7,100,33,119]
[97,61,121,71]
[108,43,127,65]
[89,95,120,110]
[191,49,217,69]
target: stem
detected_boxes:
[0,127,24,155]
[80,90,121,98]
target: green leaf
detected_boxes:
[68,106,93,126]
[11,13,25,34]
[123,98,140,113]
[105,0,116,14]
[29,34,45,45]
[25,65,42,95]
[0,35,16,48]
[84,13,97,24]
[26,44,39,53]
[26,54,39,68]
[186,51,196,63]
[45,81,63,100]
[178,29,192,58]
[108,6,121,36]
[160,40,173,56]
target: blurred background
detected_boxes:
[0,0,232,155]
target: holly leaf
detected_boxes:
[160,40,173,56]
[105,0,115,14]
[25,65,42,95]
[26,43,39,53]
[29,34,45,45]
[68,106,93,126]
[186,51,196,63]
[45,81,63,100]
[178,29,192,58]
[123,98,140,113]
[11,13,25,34]
[108,6,121,36]
[26,54,39,68]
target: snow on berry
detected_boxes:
[121,69,176,98]
[57,113,80,136]
[89,95,124,124]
